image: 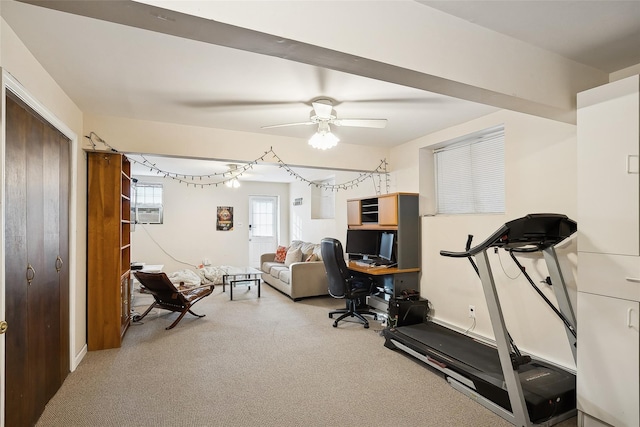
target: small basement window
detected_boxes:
[434,125,505,215]
[132,182,163,224]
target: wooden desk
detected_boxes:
[348,262,420,276]
[347,262,420,312]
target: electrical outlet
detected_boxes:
[468,305,476,318]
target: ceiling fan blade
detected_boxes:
[261,121,315,129]
[179,100,305,109]
[312,100,334,119]
[332,119,388,128]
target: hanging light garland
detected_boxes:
[85,132,390,193]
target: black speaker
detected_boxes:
[389,297,428,327]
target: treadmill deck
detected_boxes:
[384,322,576,422]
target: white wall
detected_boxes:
[131,175,289,272]
[393,109,578,369]
[83,113,390,173]
[1,17,86,367]
[287,168,398,246]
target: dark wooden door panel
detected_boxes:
[5,91,71,426]
[58,135,70,383]
[5,94,31,427]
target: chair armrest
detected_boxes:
[177,283,215,293]
[289,261,329,299]
[346,276,374,293]
[260,253,276,265]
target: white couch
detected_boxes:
[260,240,328,301]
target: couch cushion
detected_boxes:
[270,265,288,279]
[284,248,302,267]
[274,245,288,263]
[313,244,323,261]
[278,269,291,284]
[288,240,303,251]
[299,242,316,258]
[261,261,282,274]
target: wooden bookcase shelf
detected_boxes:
[87,151,132,350]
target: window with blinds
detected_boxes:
[434,126,505,214]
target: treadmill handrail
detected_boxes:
[440,224,509,257]
[439,213,577,258]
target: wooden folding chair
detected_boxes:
[133,271,214,330]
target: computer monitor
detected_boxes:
[378,232,394,261]
[345,229,378,258]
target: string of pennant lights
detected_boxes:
[85,131,390,193]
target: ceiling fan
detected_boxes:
[261,98,388,130]
[261,98,387,150]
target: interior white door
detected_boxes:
[248,196,278,268]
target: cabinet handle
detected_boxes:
[26,264,35,285]
[625,277,640,283]
[55,256,63,273]
[626,155,639,174]
[627,308,635,328]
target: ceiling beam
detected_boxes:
[19,0,596,124]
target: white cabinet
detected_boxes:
[577,74,640,427]
[577,293,639,427]
[577,75,640,256]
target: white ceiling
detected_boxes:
[3,0,640,181]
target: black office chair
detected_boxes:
[321,238,378,328]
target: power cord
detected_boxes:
[464,317,476,335]
[139,223,197,268]
[496,248,522,280]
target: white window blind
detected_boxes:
[435,127,505,214]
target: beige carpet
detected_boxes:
[37,284,578,426]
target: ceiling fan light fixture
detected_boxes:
[225,177,241,188]
[309,122,339,150]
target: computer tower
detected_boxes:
[389,297,428,327]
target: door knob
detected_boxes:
[0,320,7,334]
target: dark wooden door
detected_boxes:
[5,92,70,426]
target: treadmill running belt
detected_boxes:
[397,322,502,375]
[385,322,576,422]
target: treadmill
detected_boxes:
[383,214,578,427]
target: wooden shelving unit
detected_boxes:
[346,193,420,268]
[87,151,132,350]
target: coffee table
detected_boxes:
[222,267,262,300]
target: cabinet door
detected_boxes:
[577,292,639,427]
[347,199,361,226]
[577,76,639,256]
[578,252,640,301]
[378,195,398,226]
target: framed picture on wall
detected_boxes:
[217,206,233,231]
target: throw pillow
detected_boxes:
[305,253,318,262]
[284,248,302,267]
[274,245,288,263]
